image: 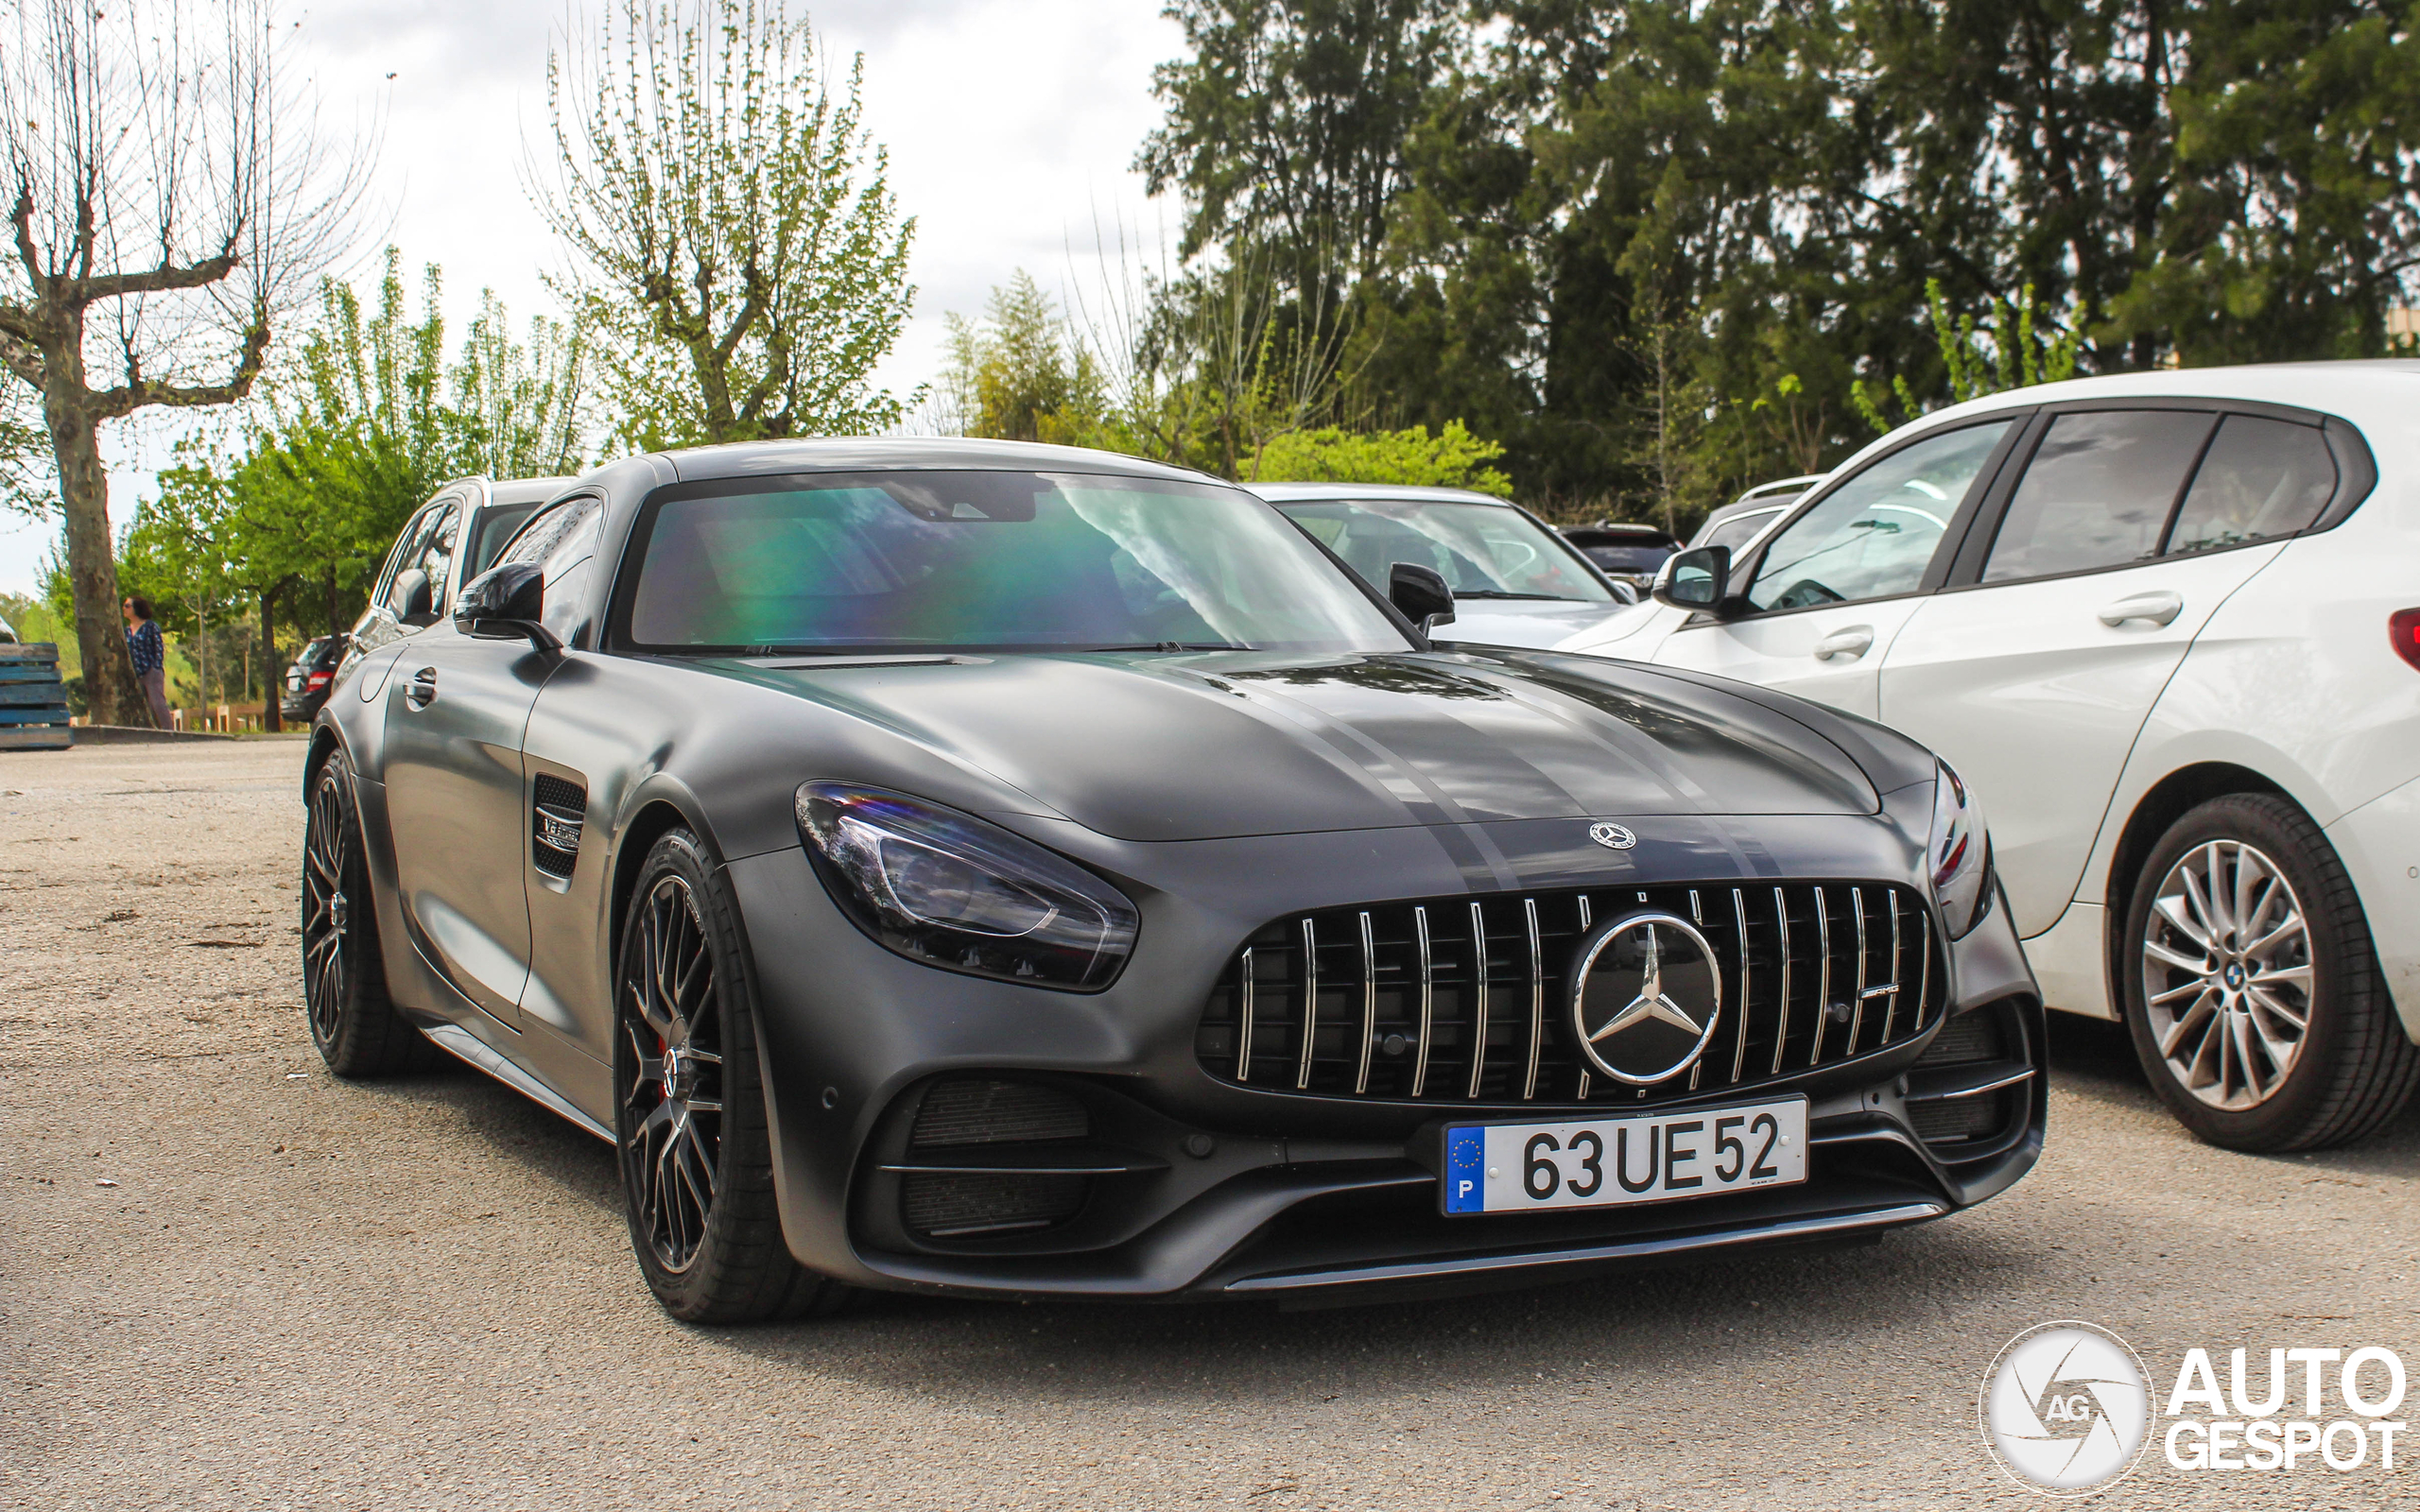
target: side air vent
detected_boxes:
[897,1079,1093,1240]
[1905,1002,2032,1158]
[531,773,587,879]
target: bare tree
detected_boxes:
[0,0,363,726]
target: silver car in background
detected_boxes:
[1249,481,1648,651]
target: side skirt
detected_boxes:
[420,1021,614,1143]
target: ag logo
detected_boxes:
[1587,821,1635,850]
[1980,1321,2152,1496]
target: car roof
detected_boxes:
[1701,498,1790,526]
[657,437,1224,488]
[1853,359,2420,472]
[491,476,574,506]
[1564,522,1674,540]
[1243,481,1513,506]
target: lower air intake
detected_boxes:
[900,1172,1087,1239]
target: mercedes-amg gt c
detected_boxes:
[302,438,2044,1322]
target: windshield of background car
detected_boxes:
[1745,421,2013,612]
[1278,499,1615,603]
[618,471,1413,654]
[1698,507,1785,554]
[1579,542,1673,575]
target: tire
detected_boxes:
[2120,793,2420,1151]
[614,828,849,1324]
[302,749,439,1076]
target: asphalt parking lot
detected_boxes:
[3,740,2415,1510]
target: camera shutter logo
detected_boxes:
[1980,1321,2152,1496]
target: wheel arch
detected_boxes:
[606,780,724,976]
[2101,762,2296,1000]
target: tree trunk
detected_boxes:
[259,581,282,733]
[48,398,145,727]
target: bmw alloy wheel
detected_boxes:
[2139,838,2311,1110]
[620,873,727,1274]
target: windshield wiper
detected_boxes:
[1082,642,1253,653]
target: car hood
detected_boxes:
[707,648,1884,842]
[1434,598,1655,653]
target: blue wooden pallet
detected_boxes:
[0,643,70,749]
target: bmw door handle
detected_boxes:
[2098,591,2184,627]
[405,667,437,709]
[1812,625,1875,661]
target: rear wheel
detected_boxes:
[302,750,437,1076]
[614,828,848,1323]
[2122,794,2420,1150]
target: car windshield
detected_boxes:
[1698,507,1783,554]
[619,471,1411,654]
[1579,542,1674,574]
[1277,499,1615,603]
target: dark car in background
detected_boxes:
[1559,521,1681,594]
[280,634,350,722]
[304,438,2043,1324]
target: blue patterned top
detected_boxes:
[127,618,164,675]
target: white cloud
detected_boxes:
[0,0,1183,595]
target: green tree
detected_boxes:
[1852,280,2083,435]
[940,272,1105,443]
[452,291,592,479]
[1252,420,1512,492]
[537,0,918,448]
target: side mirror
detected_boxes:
[1651,545,1733,613]
[1388,561,1457,633]
[453,562,562,653]
[390,568,436,627]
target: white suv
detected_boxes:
[1574,361,2420,1150]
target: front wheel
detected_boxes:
[614,828,849,1323]
[2121,793,2420,1150]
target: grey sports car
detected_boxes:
[303,438,2044,1322]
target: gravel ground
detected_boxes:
[3,739,2416,1511]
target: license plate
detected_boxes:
[1441,1096,1807,1214]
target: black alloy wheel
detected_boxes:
[2121,793,2420,1151]
[301,750,436,1076]
[613,828,848,1323]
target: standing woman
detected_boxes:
[123,595,169,729]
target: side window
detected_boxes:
[507,497,603,646]
[1746,420,2013,612]
[374,507,435,610]
[2164,415,2337,556]
[410,503,460,614]
[1979,410,2214,583]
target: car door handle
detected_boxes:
[405,667,437,708]
[1812,626,1875,661]
[2098,591,2184,627]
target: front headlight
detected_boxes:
[795,782,1139,990]
[1927,761,1993,939]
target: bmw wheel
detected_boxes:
[2122,794,2420,1151]
[302,749,437,1076]
[614,828,848,1323]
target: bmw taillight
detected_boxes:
[2392,610,2420,672]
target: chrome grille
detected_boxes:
[1193,883,1943,1106]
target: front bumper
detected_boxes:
[726,808,2044,1303]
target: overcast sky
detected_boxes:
[0,0,1183,598]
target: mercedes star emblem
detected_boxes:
[1588,821,1636,850]
[1569,911,1722,1084]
